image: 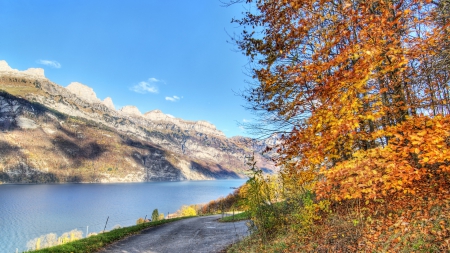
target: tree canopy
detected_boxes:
[233,0,450,250]
[236,0,449,198]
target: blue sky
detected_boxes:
[0,0,255,137]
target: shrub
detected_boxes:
[151,209,159,221]
[180,205,197,216]
[136,217,145,224]
[26,229,83,251]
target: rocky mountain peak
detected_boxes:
[66,82,100,104]
[0,60,46,79]
[0,60,278,183]
[103,97,115,110]
[196,120,217,129]
[23,68,45,78]
[0,60,10,71]
[120,105,142,117]
[144,109,175,121]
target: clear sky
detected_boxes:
[0,0,255,138]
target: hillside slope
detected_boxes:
[0,60,276,183]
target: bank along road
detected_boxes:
[98,214,249,253]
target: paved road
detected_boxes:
[98,215,249,253]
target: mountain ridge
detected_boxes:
[0,60,276,183]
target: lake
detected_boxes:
[0,180,246,253]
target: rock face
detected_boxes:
[0,60,277,183]
[66,82,100,104]
[103,97,115,110]
[143,110,225,137]
[119,105,142,117]
[0,60,11,71]
[0,60,46,79]
[144,109,174,121]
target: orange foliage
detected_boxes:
[200,186,246,214]
[236,0,449,201]
[234,0,450,250]
[318,115,450,201]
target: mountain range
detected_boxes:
[0,60,277,183]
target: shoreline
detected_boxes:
[0,178,248,186]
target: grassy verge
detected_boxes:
[220,211,249,222]
[29,217,191,253]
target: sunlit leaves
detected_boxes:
[237,0,449,198]
[318,115,450,201]
[236,0,450,250]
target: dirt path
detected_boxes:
[98,215,249,253]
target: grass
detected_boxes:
[29,217,191,253]
[0,85,43,97]
[220,211,249,222]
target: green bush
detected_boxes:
[151,209,159,221]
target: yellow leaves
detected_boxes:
[343,1,352,9]
[317,115,450,203]
[417,130,427,137]
[409,134,424,145]
[239,2,450,244]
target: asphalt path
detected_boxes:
[98,215,249,253]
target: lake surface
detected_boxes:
[0,180,246,253]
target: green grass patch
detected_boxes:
[0,85,44,97]
[29,217,191,253]
[220,211,249,222]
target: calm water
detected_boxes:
[0,180,246,253]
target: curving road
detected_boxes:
[98,215,249,253]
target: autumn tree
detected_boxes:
[180,205,197,217]
[233,0,450,250]
[234,0,449,195]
